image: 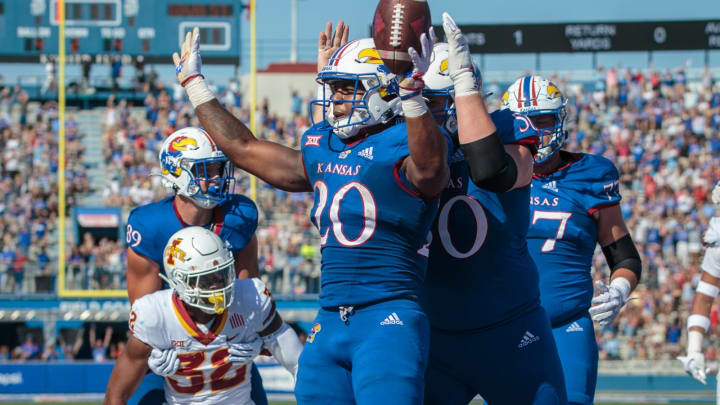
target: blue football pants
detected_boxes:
[295,298,429,405]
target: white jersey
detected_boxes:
[130,279,277,405]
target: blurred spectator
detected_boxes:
[19,335,39,360]
[90,325,113,362]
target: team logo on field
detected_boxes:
[305,135,322,147]
[307,323,322,343]
[165,238,187,265]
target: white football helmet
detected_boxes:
[422,42,481,134]
[159,127,235,209]
[313,38,401,139]
[502,75,568,163]
[160,226,235,315]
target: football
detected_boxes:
[371,0,432,75]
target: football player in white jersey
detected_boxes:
[679,182,720,385]
[104,227,303,405]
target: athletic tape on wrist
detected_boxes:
[688,330,704,354]
[697,280,720,298]
[401,95,428,118]
[185,77,216,109]
[688,314,711,333]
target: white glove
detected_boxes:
[678,352,708,385]
[172,27,215,108]
[441,12,480,97]
[712,181,720,208]
[399,29,434,118]
[148,348,180,377]
[227,337,263,365]
[589,278,631,326]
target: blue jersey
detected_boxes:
[126,195,258,270]
[302,121,452,307]
[528,152,621,326]
[421,109,541,331]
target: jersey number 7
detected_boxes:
[532,210,573,253]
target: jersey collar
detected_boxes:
[172,198,224,235]
[171,294,228,346]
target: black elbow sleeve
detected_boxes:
[460,133,518,193]
[601,233,642,282]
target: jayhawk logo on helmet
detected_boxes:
[546,82,562,99]
[439,59,449,76]
[168,136,199,155]
[355,48,384,65]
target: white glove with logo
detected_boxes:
[589,278,631,326]
[399,29,435,118]
[148,348,180,377]
[227,337,263,364]
[441,12,480,97]
[172,27,215,108]
[678,351,708,385]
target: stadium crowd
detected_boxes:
[2,63,720,362]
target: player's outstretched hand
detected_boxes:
[589,279,630,326]
[678,352,708,385]
[148,348,180,377]
[228,337,263,364]
[399,29,434,95]
[317,20,349,72]
[172,27,203,87]
[441,12,480,97]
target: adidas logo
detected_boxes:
[380,312,403,325]
[450,149,465,163]
[542,181,558,192]
[565,322,584,333]
[358,147,374,160]
[517,331,540,348]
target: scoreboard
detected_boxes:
[444,20,720,54]
[1,0,242,64]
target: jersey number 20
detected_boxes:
[313,181,376,247]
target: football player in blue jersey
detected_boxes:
[506,74,642,405]
[124,127,270,405]
[172,22,451,404]
[419,14,567,405]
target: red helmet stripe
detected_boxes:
[517,77,523,109]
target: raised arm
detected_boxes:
[399,31,449,198]
[442,13,532,193]
[173,28,310,192]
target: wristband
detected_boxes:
[688,329,704,353]
[697,280,720,298]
